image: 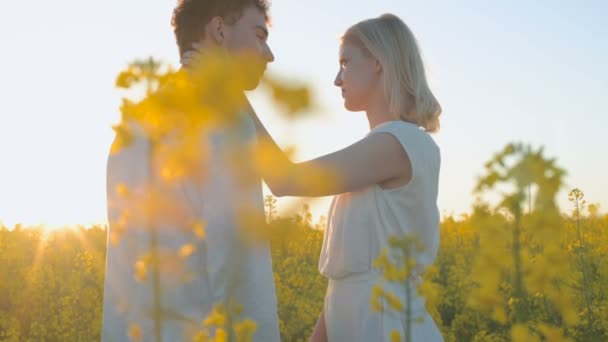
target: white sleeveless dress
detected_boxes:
[319,121,444,341]
[101,114,280,341]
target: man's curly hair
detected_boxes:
[171,0,270,56]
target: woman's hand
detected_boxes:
[180,42,203,67]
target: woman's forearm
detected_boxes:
[246,101,343,197]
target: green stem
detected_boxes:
[512,205,526,323]
[575,197,594,333]
[148,140,163,342]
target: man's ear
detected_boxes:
[207,16,225,44]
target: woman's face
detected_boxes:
[334,42,382,112]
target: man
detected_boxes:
[101,1,279,340]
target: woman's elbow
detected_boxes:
[267,182,289,197]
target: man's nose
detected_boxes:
[265,45,275,63]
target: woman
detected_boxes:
[249,13,444,341]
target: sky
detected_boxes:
[0,0,606,227]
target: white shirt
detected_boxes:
[101,114,280,341]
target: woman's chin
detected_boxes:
[343,101,361,112]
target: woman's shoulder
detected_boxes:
[370,120,439,154]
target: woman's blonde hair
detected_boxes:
[342,14,441,133]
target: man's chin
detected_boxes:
[243,79,261,91]
[242,72,264,91]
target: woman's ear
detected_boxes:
[207,16,225,44]
[375,59,383,73]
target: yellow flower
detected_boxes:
[128,324,142,341]
[510,324,539,342]
[390,330,401,342]
[179,243,196,258]
[385,291,404,311]
[134,259,147,282]
[193,221,207,240]
[371,285,384,313]
[234,319,257,342]
[204,305,227,328]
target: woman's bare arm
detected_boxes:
[248,106,411,197]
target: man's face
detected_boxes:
[222,6,274,90]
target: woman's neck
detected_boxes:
[365,98,395,130]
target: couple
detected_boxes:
[101,0,443,341]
